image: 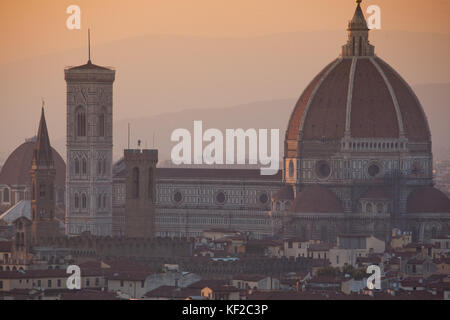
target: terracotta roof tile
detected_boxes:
[289,185,344,214]
[407,186,450,213]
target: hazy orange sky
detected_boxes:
[1,0,450,162]
[1,0,450,64]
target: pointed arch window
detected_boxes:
[97,159,102,175]
[97,194,102,209]
[81,193,87,209]
[82,158,87,175]
[74,193,80,209]
[74,158,80,175]
[98,112,105,137]
[132,167,140,199]
[103,194,107,209]
[76,107,87,137]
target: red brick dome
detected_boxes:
[289,185,344,214]
[0,140,66,188]
[407,187,450,214]
[284,2,431,158]
[285,57,431,155]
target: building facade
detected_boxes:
[113,167,283,239]
[113,0,450,243]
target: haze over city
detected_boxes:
[1,0,449,162]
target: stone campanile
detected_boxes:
[124,149,158,238]
[30,107,60,243]
[64,54,115,236]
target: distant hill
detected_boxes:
[50,83,450,163]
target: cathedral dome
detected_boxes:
[284,1,431,158]
[289,185,344,214]
[0,139,66,188]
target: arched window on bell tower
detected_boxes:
[97,159,102,176]
[74,158,80,175]
[98,109,105,137]
[132,167,140,199]
[74,193,80,209]
[82,158,87,175]
[76,106,86,137]
[81,193,87,209]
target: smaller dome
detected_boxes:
[289,185,344,214]
[272,185,294,201]
[0,140,66,187]
[407,187,450,214]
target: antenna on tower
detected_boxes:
[127,123,130,149]
[88,28,91,63]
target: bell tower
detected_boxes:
[64,31,116,236]
[30,107,60,243]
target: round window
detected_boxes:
[173,191,183,203]
[368,164,380,177]
[216,192,226,204]
[259,193,269,204]
[315,161,331,179]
